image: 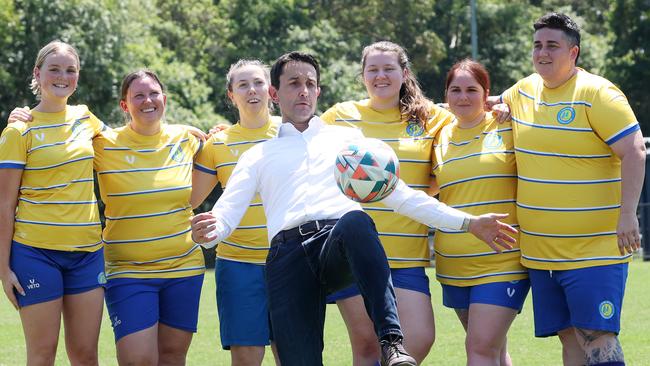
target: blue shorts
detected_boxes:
[441,279,530,311]
[529,263,628,337]
[326,267,430,303]
[216,258,271,349]
[105,274,204,342]
[10,241,105,308]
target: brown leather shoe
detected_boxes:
[380,337,417,366]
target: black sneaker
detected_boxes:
[380,337,417,366]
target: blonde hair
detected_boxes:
[226,59,274,112]
[30,41,81,97]
[361,41,431,125]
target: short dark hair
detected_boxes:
[534,12,581,64]
[270,51,320,89]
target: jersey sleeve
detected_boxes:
[194,135,218,175]
[499,80,521,105]
[587,84,639,145]
[320,104,339,124]
[87,110,106,137]
[0,125,27,169]
[426,104,455,136]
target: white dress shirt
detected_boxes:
[207,116,468,245]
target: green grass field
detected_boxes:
[1,262,649,365]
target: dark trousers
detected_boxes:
[265,210,401,365]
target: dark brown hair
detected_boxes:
[119,70,165,121]
[270,51,320,89]
[534,12,581,64]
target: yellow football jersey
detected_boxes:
[0,105,104,251]
[321,99,453,268]
[432,114,526,286]
[93,124,205,279]
[502,69,639,270]
[194,116,280,264]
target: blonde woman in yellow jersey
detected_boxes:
[93,70,205,365]
[0,41,106,365]
[321,41,455,365]
[192,60,280,366]
[431,59,529,366]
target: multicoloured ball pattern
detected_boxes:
[334,138,400,203]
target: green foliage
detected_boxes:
[0,0,647,133]
[606,0,650,132]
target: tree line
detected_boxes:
[1,0,648,133]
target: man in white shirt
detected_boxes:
[191,51,517,366]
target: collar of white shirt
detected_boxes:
[278,116,324,138]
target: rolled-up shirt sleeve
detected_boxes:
[381,179,467,230]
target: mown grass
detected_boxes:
[1,262,648,365]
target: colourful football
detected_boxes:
[334,138,400,203]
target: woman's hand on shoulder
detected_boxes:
[208,123,230,137]
[490,103,511,123]
[7,106,32,124]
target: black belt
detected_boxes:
[271,219,339,245]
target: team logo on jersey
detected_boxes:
[169,142,185,162]
[406,122,424,137]
[557,107,576,125]
[230,148,240,157]
[599,301,615,319]
[125,155,136,164]
[483,131,503,149]
[506,287,515,298]
[97,272,107,285]
[70,119,89,140]
[34,132,45,141]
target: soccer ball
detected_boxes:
[334,138,400,203]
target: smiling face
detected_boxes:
[228,64,270,117]
[362,50,405,108]
[33,52,79,103]
[270,61,320,127]
[446,69,487,126]
[533,27,579,88]
[120,76,166,132]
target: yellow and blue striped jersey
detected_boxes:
[194,116,280,264]
[432,114,526,286]
[321,99,454,268]
[93,124,205,279]
[0,105,104,251]
[501,69,639,270]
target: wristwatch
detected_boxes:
[460,216,471,232]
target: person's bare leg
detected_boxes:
[62,288,103,365]
[465,303,516,366]
[337,295,381,366]
[116,324,158,366]
[394,288,435,363]
[574,328,624,366]
[20,298,63,366]
[158,323,193,366]
[557,328,587,366]
[230,345,265,366]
